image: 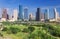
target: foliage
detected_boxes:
[0,33,3,37]
[0,22,60,39]
[2,27,8,31]
[22,28,29,33]
[7,27,21,34]
[28,26,35,33]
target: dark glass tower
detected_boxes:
[36,8,40,21]
[18,5,23,20]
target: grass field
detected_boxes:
[0,22,60,39]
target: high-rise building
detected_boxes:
[54,8,59,21]
[13,9,18,21]
[36,8,41,21]
[40,13,44,21]
[7,14,9,20]
[2,8,9,21]
[24,7,28,21]
[29,13,33,21]
[44,9,49,21]
[2,8,7,19]
[18,5,23,21]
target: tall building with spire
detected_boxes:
[18,5,23,21]
[24,7,29,21]
[36,8,41,21]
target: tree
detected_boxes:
[28,26,35,33]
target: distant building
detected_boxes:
[12,9,18,21]
[18,5,23,21]
[29,13,34,21]
[2,8,7,19]
[2,8,9,21]
[7,14,9,20]
[49,18,56,22]
[36,8,41,21]
[24,7,29,21]
[44,9,49,21]
[40,13,44,22]
[54,8,59,21]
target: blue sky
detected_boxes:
[0,0,60,18]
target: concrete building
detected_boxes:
[40,13,44,22]
[1,8,9,21]
[29,13,35,21]
[12,9,18,21]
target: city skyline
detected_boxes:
[0,7,60,22]
[0,0,60,18]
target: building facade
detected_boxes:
[36,8,41,21]
[2,8,9,21]
[13,9,18,21]
[18,5,23,21]
[24,7,29,21]
[40,13,44,22]
[54,8,59,21]
[44,9,49,21]
[2,8,7,19]
[29,13,33,21]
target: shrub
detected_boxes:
[7,27,21,34]
[2,27,8,31]
[22,28,29,33]
[50,29,60,37]
[0,33,3,37]
[28,26,35,33]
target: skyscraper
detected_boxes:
[24,7,28,21]
[13,9,18,21]
[1,8,9,21]
[36,8,41,21]
[2,8,7,19]
[54,8,59,21]
[40,13,44,21]
[18,5,23,21]
[44,9,49,21]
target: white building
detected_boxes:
[12,9,18,21]
[29,13,35,21]
[54,8,59,21]
[49,19,56,22]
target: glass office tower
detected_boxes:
[44,9,49,20]
[18,5,23,21]
[36,8,41,21]
[24,7,28,21]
